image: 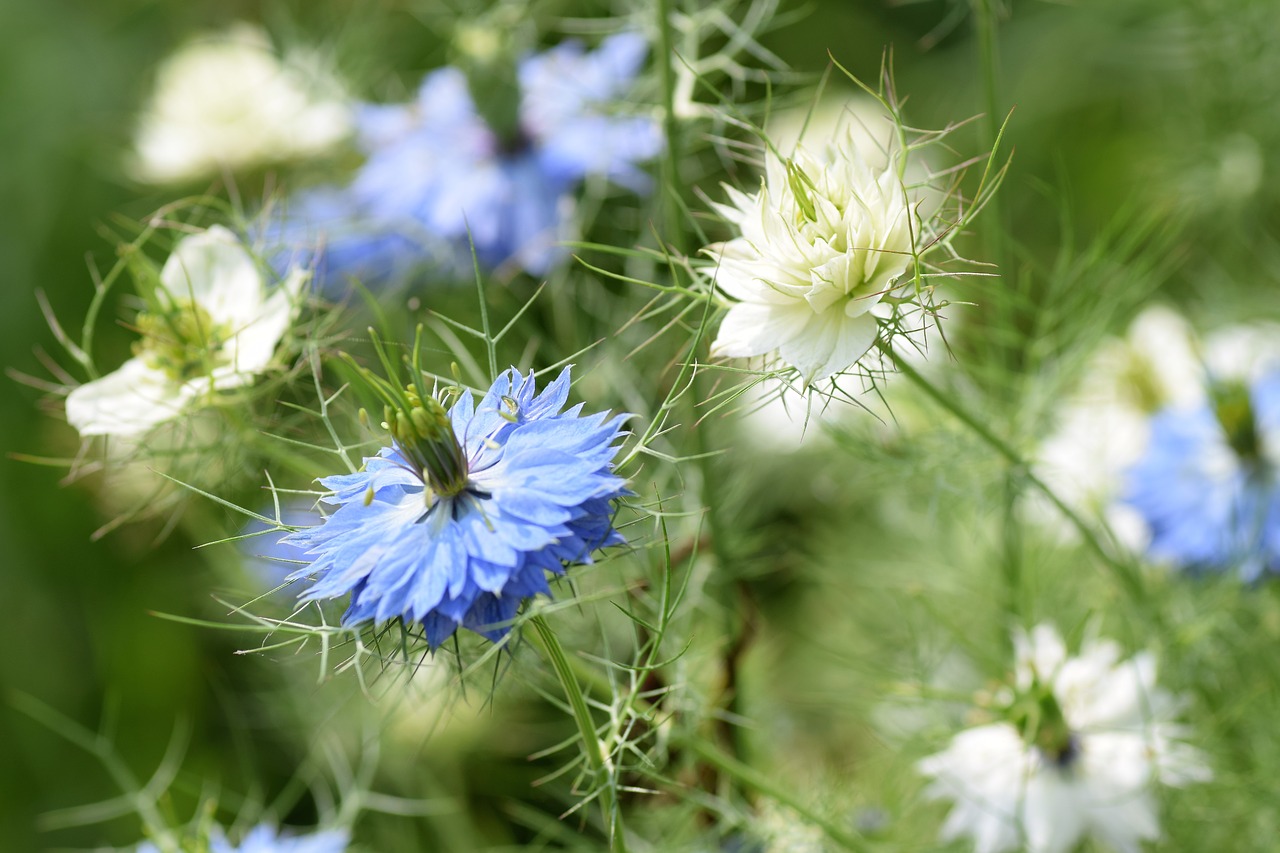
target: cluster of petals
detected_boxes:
[284,368,629,647]
[706,128,918,384]
[268,33,661,287]
[917,624,1209,853]
[66,226,304,437]
[132,24,350,184]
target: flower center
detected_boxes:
[1211,379,1264,464]
[386,386,470,498]
[786,158,821,224]
[455,20,524,150]
[1010,679,1078,769]
[131,299,232,381]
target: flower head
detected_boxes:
[706,127,919,384]
[132,24,350,184]
[269,32,660,288]
[917,624,1209,853]
[1123,370,1280,579]
[284,367,629,646]
[66,226,305,437]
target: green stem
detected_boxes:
[878,343,1147,604]
[971,0,1006,272]
[1000,465,1023,649]
[529,615,628,852]
[553,640,866,851]
[655,0,685,254]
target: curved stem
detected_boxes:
[529,615,627,852]
[656,0,686,255]
[878,343,1148,604]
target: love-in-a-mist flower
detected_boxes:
[268,31,660,288]
[66,226,305,437]
[1123,369,1280,579]
[138,824,349,853]
[917,624,1209,853]
[284,367,629,646]
[706,127,918,384]
[132,24,350,184]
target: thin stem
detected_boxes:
[971,0,1006,273]
[1000,465,1023,649]
[878,343,1147,604]
[552,640,868,852]
[655,0,685,255]
[529,615,627,853]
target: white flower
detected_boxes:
[66,226,305,437]
[917,624,1210,853]
[706,128,918,384]
[132,24,350,184]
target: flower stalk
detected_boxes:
[529,615,628,853]
[877,341,1149,605]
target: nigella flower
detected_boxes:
[284,367,629,646]
[268,32,660,288]
[137,824,349,853]
[131,24,350,184]
[917,624,1209,853]
[66,226,306,437]
[705,125,919,384]
[1123,370,1280,579]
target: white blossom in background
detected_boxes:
[917,624,1210,853]
[132,24,350,184]
[706,124,919,385]
[732,98,945,449]
[66,226,305,437]
[1032,305,1280,547]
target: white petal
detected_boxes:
[160,226,265,329]
[711,300,812,361]
[777,309,878,383]
[223,266,306,374]
[66,358,194,437]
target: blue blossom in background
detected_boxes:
[268,33,660,290]
[284,367,629,646]
[139,825,349,853]
[1123,371,1280,579]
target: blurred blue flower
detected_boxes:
[268,32,660,290]
[1123,371,1280,579]
[283,367,629,646]
[139,825,348,853]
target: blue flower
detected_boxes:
[283,367,629,646]
[268,33,660,290]
[138,825,348,853]
[1122,371,1280,579]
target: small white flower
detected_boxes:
[917,624,1210,853]
[66,226,305,437]
[706,127,919,384]
[132,24,350,184]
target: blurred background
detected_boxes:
[3,0,1279,849]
